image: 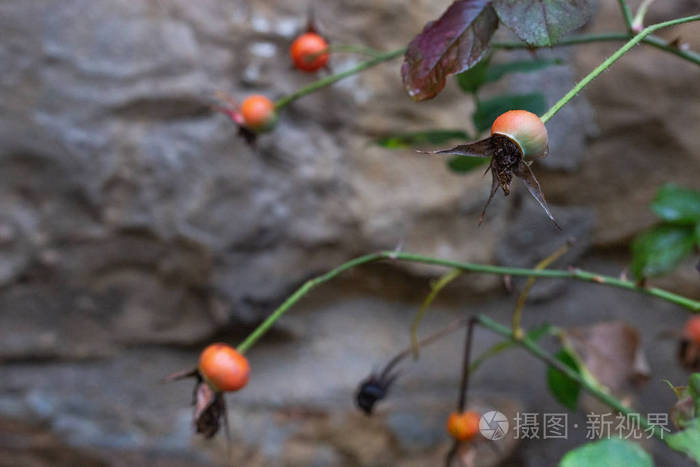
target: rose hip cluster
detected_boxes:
[215,29,329,141]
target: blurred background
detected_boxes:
[1,0,699,465]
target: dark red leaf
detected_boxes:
[492,0,593,47]
[401,1,498,101]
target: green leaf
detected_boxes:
[631,224,695,280]
[695,222,700,247]
[527,323,554,341]
[492,0,594,47]
[690,373,700,414]
[376,130,470,149]
[447,156,488,174]
[547,348,581,410]
[560,439,653,467]
[472,93,547,132]
[456,55,491,94]
[485,58,563,82]
[667,419,700,463]
[651,184,700,225]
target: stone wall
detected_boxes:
[1,0,698,465]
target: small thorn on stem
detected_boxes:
[620,267,629,281]
[388,240,404,259]
[503,275,512,292]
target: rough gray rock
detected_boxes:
[0,0,520,337]
[495,197,595,301]
[1,0,699,466]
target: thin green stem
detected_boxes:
[468,338,513,375]
[643,34,700,66]
[495,32,700,66]
[469,325,562,375]
[493,32,631,49]
[617,0,635,31]
[274,48,405,110]
[541,14,700,123]
[390,317,468,366]
[410,268,462,358]
[236,250,699,354]
[512,241,571,337]
[236,253,382,354]
[273,28,700,114]
[476,314,664,438]
[632,0,655,31]
[325,44,385,57]
[390,251,700,311]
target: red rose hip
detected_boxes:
[240,95,277,132]
[446,410,481,441]
[684,316,700,344]
[290,32,329,72]
[491,110,548,159]
[198,343,250,392]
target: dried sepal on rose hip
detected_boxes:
[446,410,481,441]
[355,355,402,415]
[355,369,400,416]
[420,109,559,228]
[355,319,471,415]
[165,343,250,439]
[290,32,329,72]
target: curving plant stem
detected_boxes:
[475,314,664,439]
[274,48,405,109]
[236,250,700,354]
[494,33,700,66]
[617,0,635,31]
[323,44,386,57]
[632,0,655,31]
[512,241,572,337]
[540,14,700,123]
[410,268,462,358]
[273,25,700,114]
[642,33,700,65]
